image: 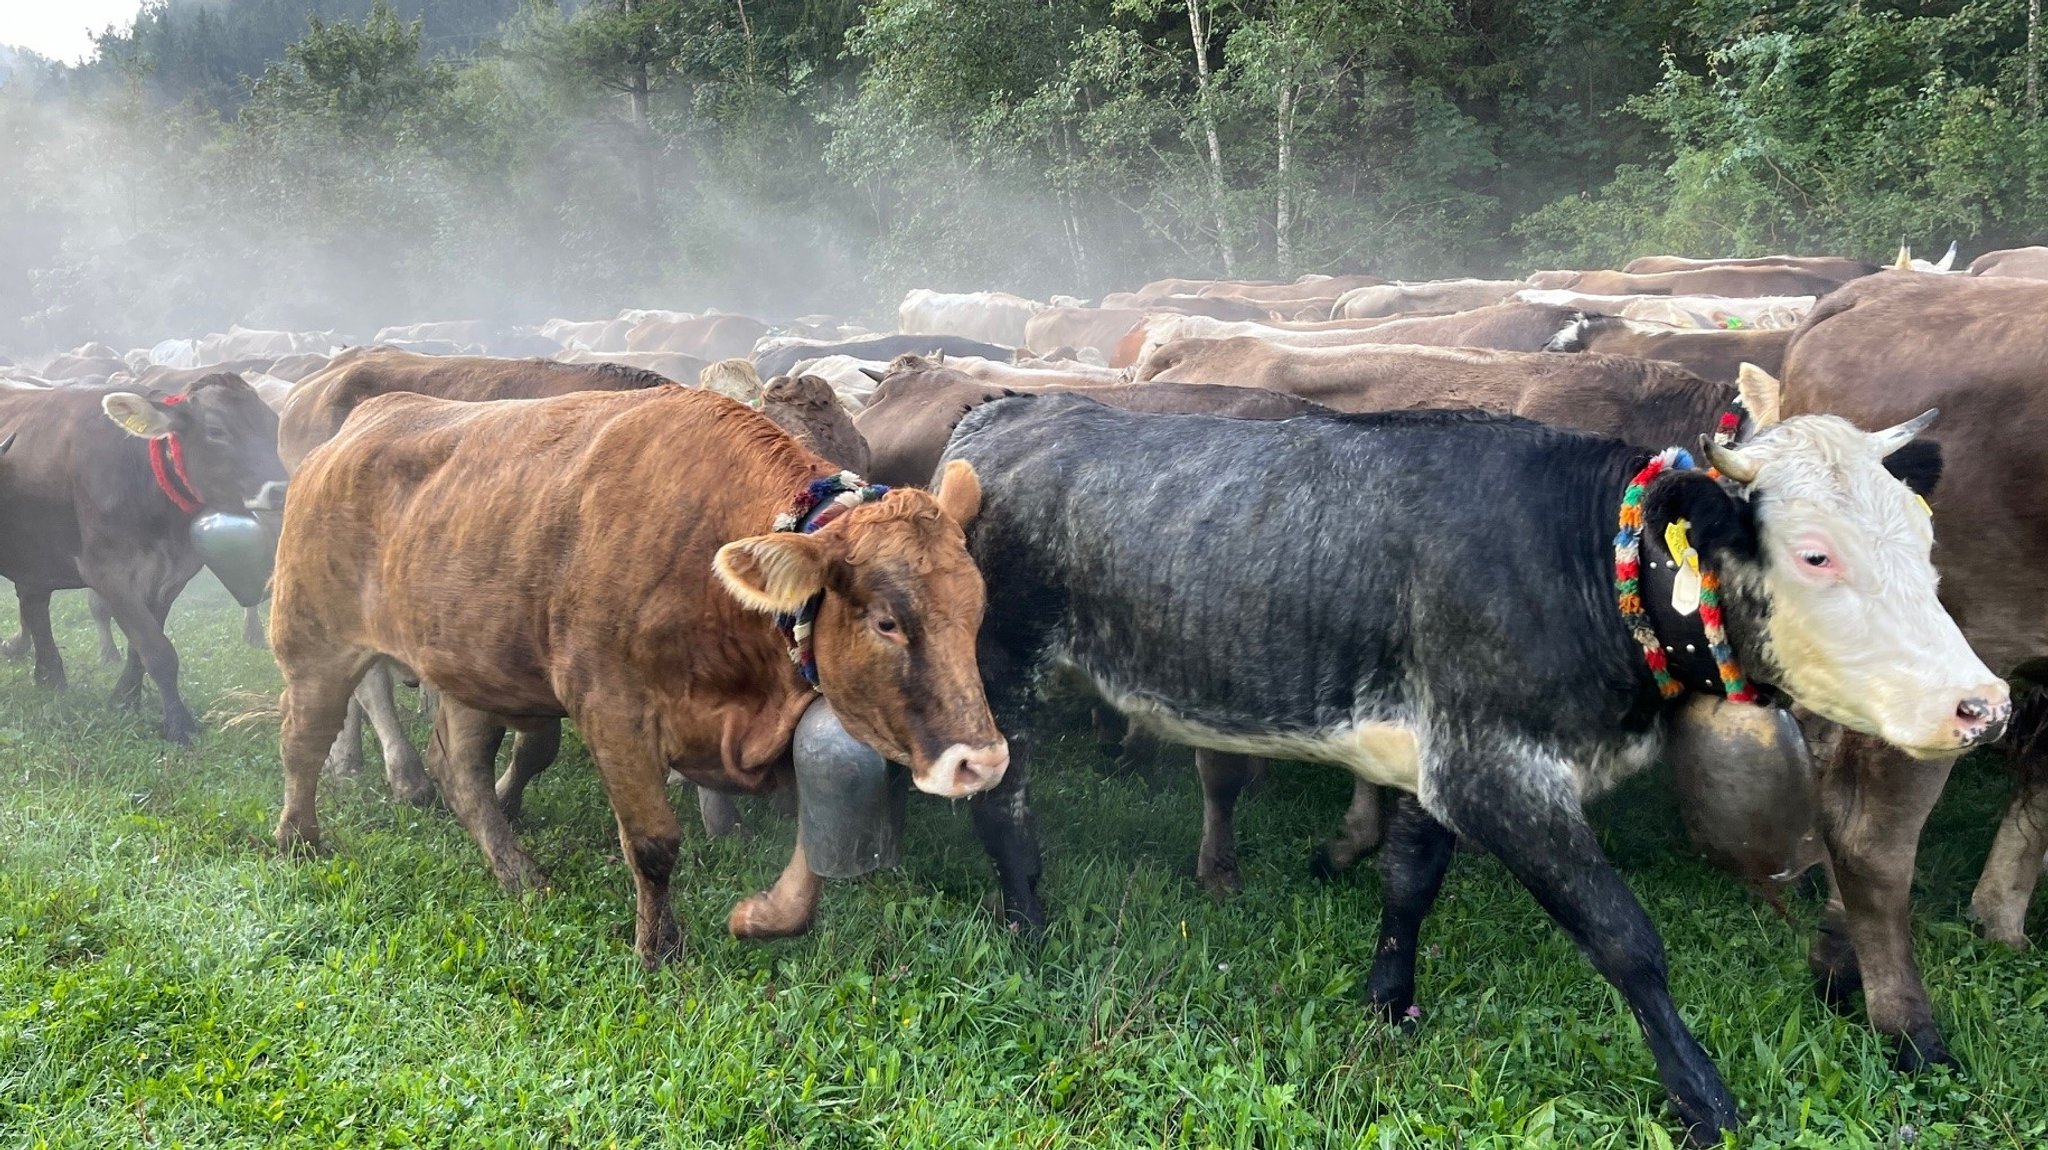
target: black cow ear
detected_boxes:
[1643,470,1757,561]
[1882,439,1942,499]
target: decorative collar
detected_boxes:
[775,471,891,689]
[148,394,205,515]
[1614,447,1759,704]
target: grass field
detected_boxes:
[2,580,2046,1149]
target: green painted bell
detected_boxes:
[190,488,283,608]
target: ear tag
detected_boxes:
[1915,494,1933,519]
[1665,519,1702,616]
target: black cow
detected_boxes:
[943,395,2001,1144]
[0,374,286,742]
[753,334,1014,381]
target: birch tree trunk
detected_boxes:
[2029,0,2041,123]
[622,0,655,211]
[1275,83,1296,270]
[1187,0,1235,274]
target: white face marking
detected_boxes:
[1732,416,2007,757]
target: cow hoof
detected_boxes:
[0,633,28,661]
[637,918,685,970]
[162,713,199,746]
[324,745,365,778]
[274,821,326,859]
[492,852,550,894]
[1966,900,2032,950]
[1197,857,1244,898]
[386,757,435,807]
[1811,969,1862,1015]
[1893,1028,1959,1074]
[728,892,814,941]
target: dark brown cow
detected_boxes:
[1967,246,2048,280]
[1553,314,1793,384]
[760,373,871,474]
[855,356,1326,489]
[278,347,674,802]
[626,313,773,360]
[0,374,286,742]
[271,387,1003,965]
[1138,339,1732,447]
[1623,255,1879,282]
[1780,270,2048,1069]
[1526,266,1846,298]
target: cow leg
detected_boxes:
[1312,779,1386,879]
[494,720,563,820]
[276,657,368,854]
[971,733,1043,931]
[579,709,684,968]
[1814,730,1957,1070]
[357,661,432,805]
[87,590,122,665]
[728,841,824,939]
[324,700,367,777]
[242,605,267,650]
[1436,746,1739,1145]
[95,581,195,743]
[1970,711,2048,949]
[16,589,65,690]
[1196,750,1259,896]
[0,620,27,662]
[696,788,744,839]
[1363,794,1458,1020]
[1809,857,1863,1012]
[427,699,547,893]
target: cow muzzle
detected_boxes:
[914,740,1009,798]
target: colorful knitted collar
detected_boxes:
[148,394,205,515]
[775,471,891,689]
[1613,447,1759,704]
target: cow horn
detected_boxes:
[1934,241,1958,272]
[1894,243,1913,271]
[1871,408,1939,456]
[1702,435,1760,484]
[859,367,886,383]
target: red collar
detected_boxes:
[148,394,204,515]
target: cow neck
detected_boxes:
[148,394,206,515]
[1613,446,1761,704]
[773,471,891,690]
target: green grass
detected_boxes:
[1,580,2045,1149]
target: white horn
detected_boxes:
[1702,435,1760,484]
[1934,241,1958,272]
[1872,408,1939,456]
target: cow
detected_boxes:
[270,387,1005,966]
[540,317,632,351]
[1334,279,1526,320]
[1524,266,1844,298]
[898,290,1045,346]
[942,392,2000,1145]
[550,349,710,385]
[1342,301,1586,351]
[1138,339,1736,447]
[195,325,336,364]
[1967,245,2048,279]
[939,356,1128,389]
[1623,254,1879,282]
[373,321,494,346]
[698,358,765,405]
[1549,315,1793,384]
[0,374,288,743]
[1097,293,1276,321]
[854,356,1325,488]
[626,314,770,361]
[760,374,871,474]
[1022,308,1149,359]
[1778,269,2048,1070]
[754,334,1014,382]
[788,355,893,410]
[278,348,675,802]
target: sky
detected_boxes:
[0,0,141,65]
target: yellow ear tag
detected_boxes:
[117,412,159,437]
[1664,519,1702,616]
[1915,494,1933,518]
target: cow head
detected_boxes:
[102,373,288,509]
[1642,365,2007,758]
[713,460,1007,797]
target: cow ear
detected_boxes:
[1644,470,1758,561]
[1883,439,1943,499]
[102,392,177,438]
[933,459,982,526]
[1735,363,1781,430]
[714,533,828,613]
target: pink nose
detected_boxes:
[915,741,1010,798]
[1955,696,2011,746]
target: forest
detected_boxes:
[2,0,2045,351]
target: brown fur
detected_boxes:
[1781,270,2048,1058]
[1623,254,1878,281]
[1569,317,1792,384]
[1022,308,1150,358]
[626,313,771,359]
[1352,302,1583,350]
[1528,265,1845,298]
[761,373,871,473]
[271,388,997,964]
[1968,245,2048,280]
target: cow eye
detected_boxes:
[1798,551,1831,569]
[204,420,232,443]
[872,616,900,636]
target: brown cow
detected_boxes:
[1552,315,1793,384]
[625,313,771,360]
[278,348,675,803]
[1139,339,1733,447]
[1022,308,1149,359]
[271,387,1004,965]
[1526,266,1845,298]
[855,356,1327,490]
[1623,255,1879,282]
[1780,270,2048,1069]
[552,348,711,384]
[1352,301,1584,350]
[1967,245,2048,279]
[760,374,871,474]
[0,374,287,743]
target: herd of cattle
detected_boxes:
[3,241,2048,1143]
